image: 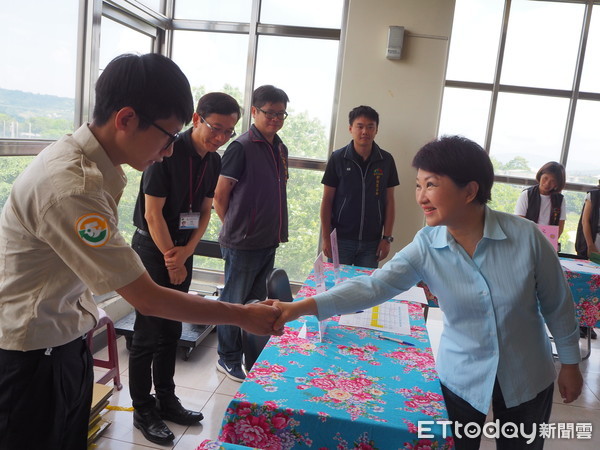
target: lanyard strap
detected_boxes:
[189,156,207,212]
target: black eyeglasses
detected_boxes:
[150,122,181,150]
[138,114,181,150]
[256,107,288,121]
[199,115,237,139]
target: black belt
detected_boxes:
[136,228,151,237]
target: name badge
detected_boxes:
[179,212,200,230]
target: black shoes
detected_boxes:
[580,326,598,339]
[133,408,174,446]
[156,397,204,426]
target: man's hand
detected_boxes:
[377,240,391,262]
[558,363,583,403]
[272,298,318,330]
[164,246,191,270]
[322,239,332,259]
[241,301,284,336]
[168,266,187,285]
[588,245,599,259]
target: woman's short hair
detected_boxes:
[412,135,494,204]
[536,161,566,192]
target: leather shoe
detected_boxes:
[157,397,204,426]
[133,408,174,445]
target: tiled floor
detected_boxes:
[93,308,600,449]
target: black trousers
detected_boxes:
[129,231,193,411]
[441,380,554,450]
[0,337,93,450]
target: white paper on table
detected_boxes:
[392,285,427,305]
[338,302,411,335]
[560,258,600,275]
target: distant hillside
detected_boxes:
[0,88,74,121]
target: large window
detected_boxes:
[170,1,344,281]
[440,0,600,253]
[0,0,346,282]
[0,0,79,140]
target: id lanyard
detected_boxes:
[179,156,207,230]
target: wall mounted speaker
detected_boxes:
[386,26,405,60]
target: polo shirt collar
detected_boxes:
[75,124,127,199]
[343,141,383,162]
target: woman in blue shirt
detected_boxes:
[274,135,582,450]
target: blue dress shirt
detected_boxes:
[313,207,580,413]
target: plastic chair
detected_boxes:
[86,308,123,390]
[242,268,294,371]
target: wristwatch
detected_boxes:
[382,235,394,243]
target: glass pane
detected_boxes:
[174,0,251,22]
[0,156,36,212]
[567,100,600,185]
[172,31,248,137]
[489,183,585,254]
[116,166,142,246]
[0,0,78,139]
[255,36,338,159]
[99,17,154,70]
[490,93,569,176]
[438,87,491,147]
[501,0,583,89]
[580,4,600,93]
[260,0,343,29]
[275,168,322,283]
[446,0,504,83]
[137,0,161,13]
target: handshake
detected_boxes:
[237,298,317,336]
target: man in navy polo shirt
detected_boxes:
[320,105,399,269]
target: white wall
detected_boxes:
[335,0,456,261]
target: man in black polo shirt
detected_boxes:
[320,105,399,269]
[130,92,240,445]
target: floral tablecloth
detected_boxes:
[218,264,454,450]
[560,258,600,328]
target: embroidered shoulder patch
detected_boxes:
[76,213,110,247]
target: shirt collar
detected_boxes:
[74,124,127,200]
[430,206,507,249]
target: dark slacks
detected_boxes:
[217,246,276,364]
[0,337,93,450]
[441,380,554,450]
[129,232,192,411]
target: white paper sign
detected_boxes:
[313,252,326,293]
[338,302,411,335]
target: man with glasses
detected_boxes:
[214,85,290,381]
[0,54,282,450]
[129,92,241,445]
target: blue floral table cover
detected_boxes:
[218,264,454,450]
[560,258,600,328]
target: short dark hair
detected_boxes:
[251,85,289,109]
[196,92,241,119]
[93,53,193,128]
[349,105,379,126]
[536,161,566,192]
[412,135,494,205]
